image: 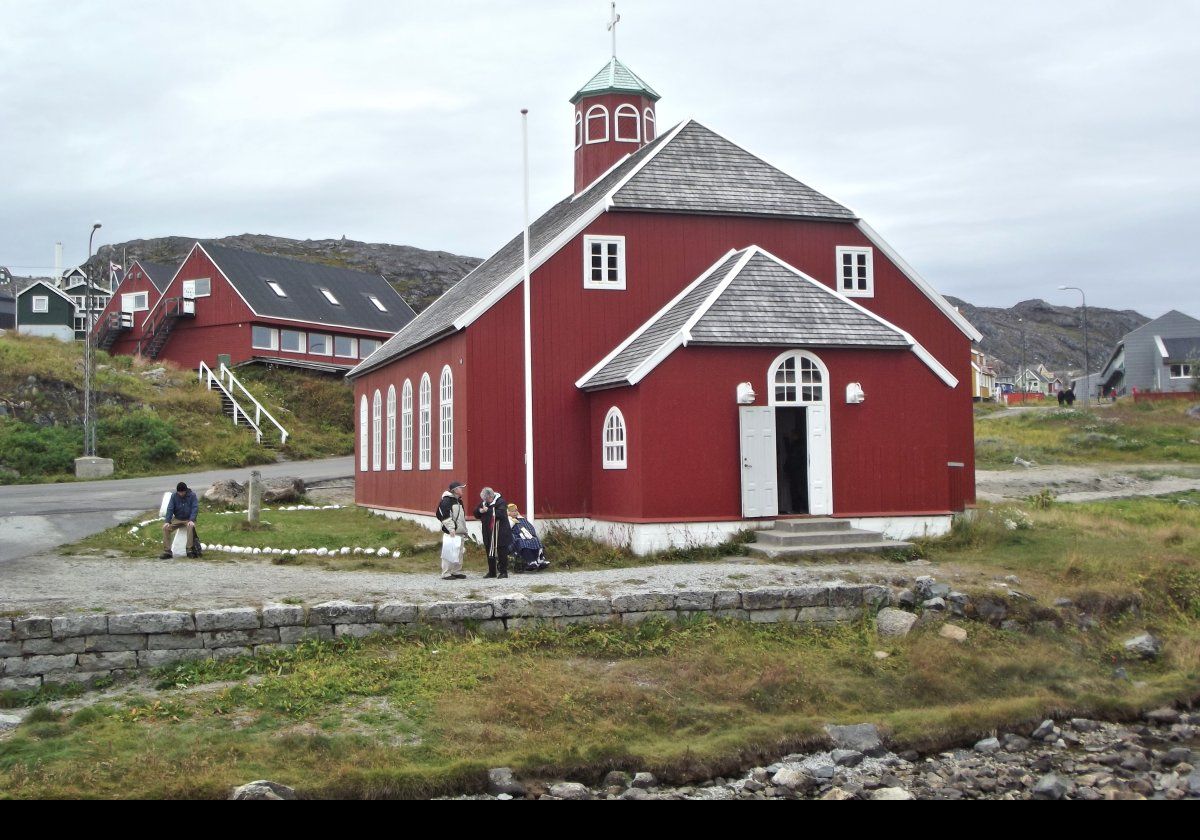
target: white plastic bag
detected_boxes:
[440,534,463,576]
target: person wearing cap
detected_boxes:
[436,481,468,580]
[160,481,200,559]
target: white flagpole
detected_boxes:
[521,108,535,522]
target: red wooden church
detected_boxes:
[95,243,415,373]
[348,55,981,552]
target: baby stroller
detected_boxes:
[509,515,550,573]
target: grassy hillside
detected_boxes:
[0,334,353,484]
[975,401,1200,468]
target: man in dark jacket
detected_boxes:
[474,487,511,578]
[161,481,200,559]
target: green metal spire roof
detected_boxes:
[570,57,660,104]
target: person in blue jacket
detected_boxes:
[507,503,549,572]
[160,481,200,559]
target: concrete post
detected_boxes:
[248,470,262,524]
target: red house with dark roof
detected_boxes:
[96,243,415,373]
[347,54,980,553]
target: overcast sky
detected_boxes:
[2,1,1197,317]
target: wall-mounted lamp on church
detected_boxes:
[845,382,865,404]
[736,382,756,404]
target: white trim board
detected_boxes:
[452,119,693,335]
[580,245,957,390]
[854,220,982,342]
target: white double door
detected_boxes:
[739,404,832,518]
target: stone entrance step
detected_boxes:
[746,518,912,559]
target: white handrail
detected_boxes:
[198,360,262,443]
[218,362,289,445]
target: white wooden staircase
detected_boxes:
[198,360,289,450]
[746,517,912,559]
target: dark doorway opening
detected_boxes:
[776,407,808,514]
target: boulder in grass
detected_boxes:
[230,780,297,800]
[1122,633,1162,660]
[205,480,246,506]
[262,477,305,504]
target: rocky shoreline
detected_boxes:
[459,710,1199,801]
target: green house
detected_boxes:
[16,280,78,341]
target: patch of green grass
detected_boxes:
[975,401,1200,468]
[0,333,353,485]
[64,506,757,575]
[1,608,1194,799]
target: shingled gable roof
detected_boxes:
[349,119,900,378]
[133,260,180,293]
[577,246,957,391]
[148,242,416,335]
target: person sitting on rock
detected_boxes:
[161,481,200,559]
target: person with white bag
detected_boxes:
[436,481,469,580]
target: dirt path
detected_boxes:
[976,462,1200,502]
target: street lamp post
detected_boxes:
[1058,285,1089,405]
[84,222,101,456]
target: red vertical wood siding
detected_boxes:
[355,209,976,520]
[353,331,468,513]
[94,265,165,357]
[632,345,956,519]
[125,248,395,372]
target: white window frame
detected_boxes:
[320,288,340,305]
[31,295,49,313]
[359,394,368,472]
[359,338,381,359]
[614,104,640,143]
[583,235,627,290]
[1170,363,1194,379]
[585,104,609,144]
[439,365,454,469]
[835,246,874,298]
[602,407,628,469]
[251,326,279,351]
[372,389,382,471]
[265,280,287,298]
[334,335,358,358]
[309,332,332,356]
[121,292,149,313]
[574,110,583,150]
[280,329,306,354]
[644,108,656,142]
[418,373,432,470]
[769,350,828,406]
[401,379,413,470]
[367,295,388,312]
[182,278,211,299]
[386,385,397,470]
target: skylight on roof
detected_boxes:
[320,288,340,305]
[266,280,287,298]
[368,295,387,312]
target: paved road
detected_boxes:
[0,457,354,564]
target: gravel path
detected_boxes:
[0,552,919,614]
[976,462,1200,502]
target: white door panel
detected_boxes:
[806,403,833,515]
[739,406,778,518]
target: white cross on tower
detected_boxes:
[608,2,621,57]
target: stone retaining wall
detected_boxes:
[0,583,890,692]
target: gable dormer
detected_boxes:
[571,57,660,194]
